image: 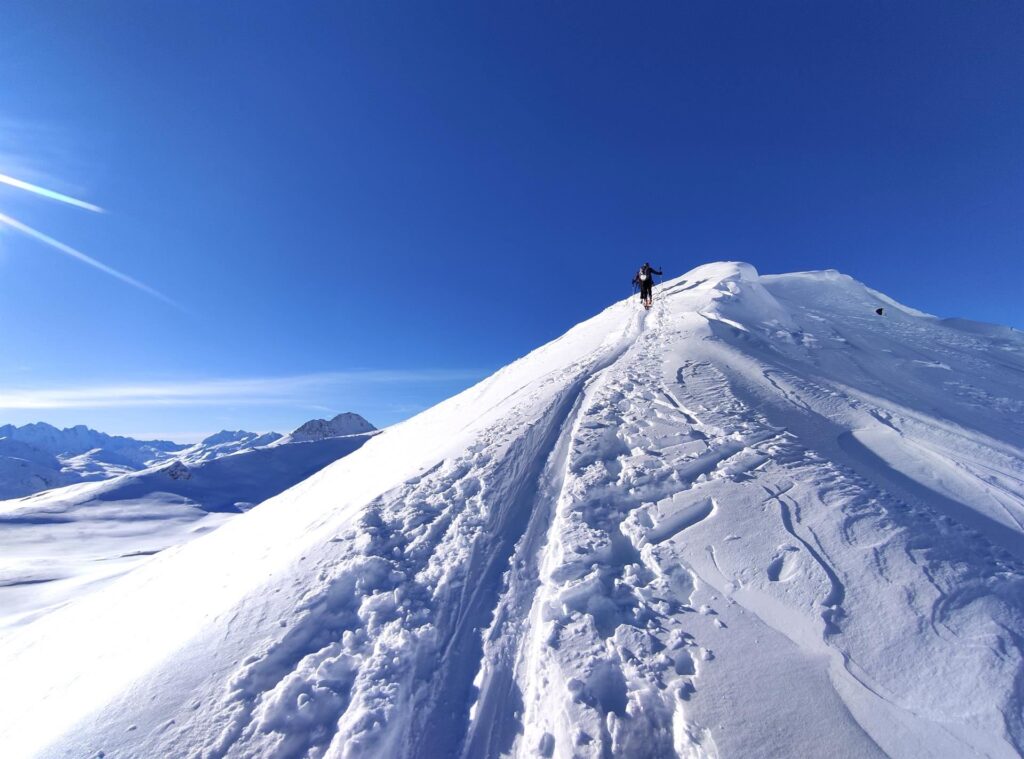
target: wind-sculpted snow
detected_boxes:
[1,262,1023,758]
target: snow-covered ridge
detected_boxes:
[2,262,1022,758]
[178,429,284,464]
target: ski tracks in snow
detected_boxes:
[139,272,1024,759]
[190,308,651,759]
[495,304,790,759]
[204,289,1022,758]
[498,283,1024,759]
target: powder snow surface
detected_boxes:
[1,262,1022,758]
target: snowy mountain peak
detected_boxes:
[2,262,1023,758]
[286,412,376,442]
[164,460,192,480]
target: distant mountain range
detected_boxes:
[0,413,375,500]
[0,413,379,628]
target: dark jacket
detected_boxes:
[635,264,662,285]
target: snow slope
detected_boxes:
[1,262,1022,758]
[0,436,78,499]
[0,432,377,630]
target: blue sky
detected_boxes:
[1,2,1021,441]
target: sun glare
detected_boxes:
[0,169,180,308]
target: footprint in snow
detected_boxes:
[767,546,801,582]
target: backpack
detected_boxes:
[638,269,648,282]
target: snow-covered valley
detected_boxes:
[0,417,377,630]
[1,262,1022,758]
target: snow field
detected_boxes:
[1,262,1022,758]
[0,433,377,629]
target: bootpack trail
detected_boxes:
[2,262,1023,759]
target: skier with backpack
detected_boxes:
[632,262,662,309]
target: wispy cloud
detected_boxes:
[0,370,486,410]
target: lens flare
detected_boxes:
[0,172,104,213]
[0,211,182,310]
